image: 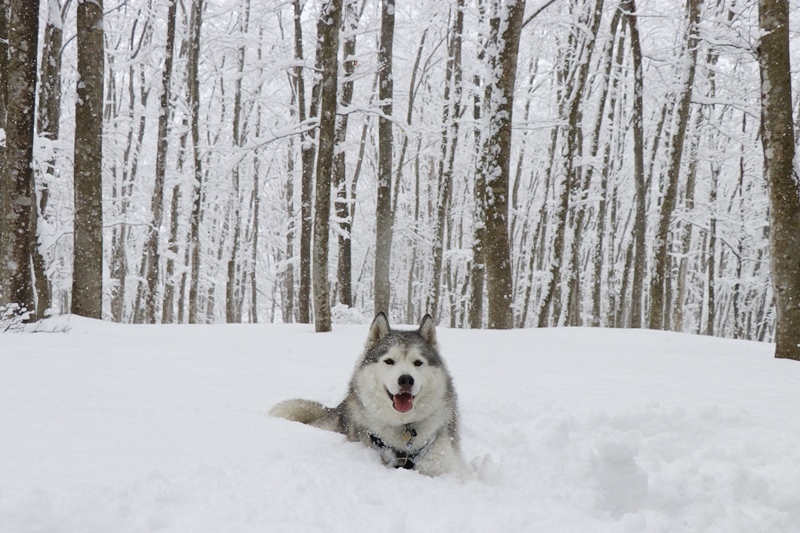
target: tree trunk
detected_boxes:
[71,0,104,319]
[111,29,152,322]
[32,0,67,318]
[758,0,800,360]
[673,108,701,332]
[0,0,6,155]
[648,0,702,330]
[284,134,295,322]
[480,0,525,329]
[187,0,205,324]
[563,0,605,327]
[142,0,178,323]
[536,4,592,328]
[332,0,362,308]
[467,0,488,329]
[0,0,38,318]
[225,0,250,324]
[294,0,316,324]
[705,163,719,335]
[374,0,395,316]
[406,138,422,324]
[591,11,624,327]
[251,149,260,323]
[622,0,646,328]
[430,0,464,320]
[162,181,182,323]
[167,120,191,324]
[311,0,343,332]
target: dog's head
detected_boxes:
[354,312,450,422]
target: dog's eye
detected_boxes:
[384,358,395,365]
[414,360,423,367]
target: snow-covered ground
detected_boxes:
[2,316,799,532]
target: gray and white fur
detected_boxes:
[270,312,466,477]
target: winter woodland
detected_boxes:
[1,0,799,357]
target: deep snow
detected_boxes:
[1,316,799,532]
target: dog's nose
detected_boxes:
[398,374,414,389]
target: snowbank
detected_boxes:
[1,318,799,532]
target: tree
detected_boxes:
[312,0,343,332]
[108,10,153,323]
[562,0,605,326]
[187,0,205,324]
[225,0,251,323]
[478,0,525,329]
[622,0,646,328]
[142,0,178,323]
[71,0,105,319]
[536,0,602,328]
[0,0,38,318]
[648,0,702,330]
[468,0,489,329]
[758,0,800,360]
[0,0,7,230]
[430,0,464,320]
[332,0,363,308]
[374,0,395,316]
[294,0,315,324]
[34,0,69,319]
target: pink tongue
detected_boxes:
[393,393,413,412]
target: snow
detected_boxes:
[2,317,800,532]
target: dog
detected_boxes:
[270,312,466,477]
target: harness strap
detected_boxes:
[368,432,436,470]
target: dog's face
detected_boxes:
[354,313,449,424]
[375,342,427,413]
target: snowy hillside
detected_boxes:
[2,317,799,532]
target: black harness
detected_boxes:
[368,427,436,470]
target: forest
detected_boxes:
[0,0,799,358]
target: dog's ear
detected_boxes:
[366,312,390,347]
[418,314,438,347]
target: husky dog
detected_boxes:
[270,312,466,477]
